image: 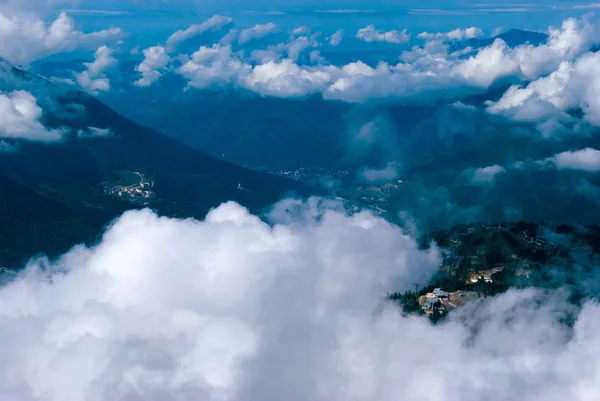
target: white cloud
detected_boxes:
[74,45,117,94]
[240,60,333,98]
[3,200,600,400]
[450,101,477,111]
[178,44,247,89]
[545,148,600,172]
[448,27,483,40]
[356,25,411,44]
[328,29,344,46]
[418,27,483,41]
[291,26,309,36]
[467,164,506,185]
[0,90,64,142]
[573,2,600,8]
[238,23,278,45]
[285,36,313,61]
[77,127,115,138]
[59,9,132,16]
[48,76,76,86]
[251,33,320,63]
[361,162,399,183]
[310,50,326,64]
[487,51,600,128]
[165,15,232,52]
[179,44,334,97]
[134,46,171,87]
[464,26,484,39]
[220,29,239,45]
[0,11,122,65]
[0,200,443,401]
[171,16,600,104]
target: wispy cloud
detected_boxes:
[573,2,600,8]
[409,7,533,14]
[314,9,378,14]
[60,9,133,16]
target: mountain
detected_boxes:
[467,29,548,49]
[0,60,302,267]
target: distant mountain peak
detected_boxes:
[466,29,548,49]
[0,57,59,92]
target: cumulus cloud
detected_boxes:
[3,200,600,400]
[361,162,399,183]
[418,27,483,41]
[513,148,600,172]
[291,26,309,36]
[179,44,334,97]
[0,200,442,401]
[240,60,334,97]
[487,51,600,129]
[77,126,115,138]
[0,90,64,142]
[283,35,315,61]
[328,29,344,46]
[238,23,278,45]
[452,27,483,40]
[133,46,172,87]
[74,45,117,94]
[356,24,411,44]
[545,148,600,172]
[450,101,477,111]
[219,29,239,45]
[0,11,122,65]
[167,16,600,104]
[178,44,246,89]
[466,164,506,185]
[165,15,232,51]
[309,50,326,64]
[133,15,233,87]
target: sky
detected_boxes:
[11,0,598,46]
[3,0,600,400]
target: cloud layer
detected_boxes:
[1,200,600,400]
[135,16,600,108]
[356,25,411,44]
[0,11,122,65]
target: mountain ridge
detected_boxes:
[0,60,303,267]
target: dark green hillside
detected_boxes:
[0,61,302,267]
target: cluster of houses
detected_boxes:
[422,288,448,312]
[420,288,473,314]
[469,267,505,284]
[519,229,556,248]
[104,185,155,200]
[103,174,156,203]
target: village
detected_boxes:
[418,288,477,315]
[102,171,156,204]
[396,221,600,319]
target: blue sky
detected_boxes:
[60,0,597,48]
